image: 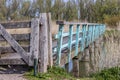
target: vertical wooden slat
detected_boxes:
[29,18,39,66]
[75,24,80,56]
[38,13,48,73]
[47,13,53,67]
[56,24,64,66]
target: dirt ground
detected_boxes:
[0,65,29,80]
[0,74,26,80]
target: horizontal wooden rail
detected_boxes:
[0,34,30,41]
[0,21,31,29]
[56,21,103,25]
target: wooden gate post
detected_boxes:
[30,18,40,66]
[38,13,49,73]
[47,13,53,67]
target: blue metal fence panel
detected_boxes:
[75,25,80,56]
[68,25,73,63]
[92,25,95,42]
[54,22,106,66]
[81,24,87,52]
[56,24,64,65]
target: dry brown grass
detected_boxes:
[51,21,79,36]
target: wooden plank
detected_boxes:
[0,46,30,53]
[29,18,40,66]
[0,24,29,64]
[5,28,31,34]
[56,21,65,25]
[0,59,26,65]
[0,41,30,47]
[1,21,31,29]
[38,13,48,73]
[56,21,100,25]
[0,53,26,65]
[0,34,30,41]
[47,13,53,67]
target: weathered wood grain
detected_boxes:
[0,24,29,64]
[0,34,30,41]
[1,21,31,29]
[5,28,31,34]
[56,21,99,25]
[47,13,53,67]
[38,13,48,73]
[29,18,40,66]
[0,41,30,47]
[0,53,26,65]
[0,46,30,53]
[0,59,26,65]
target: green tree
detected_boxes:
[64,0,78,21]
[0,0,7,21]
[51,0,65,20]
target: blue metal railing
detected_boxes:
[53,21,106,66]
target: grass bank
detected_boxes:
[24,66,120,80]
[24,66,94,80]
[24,66,75,80]
[91,67,120,80]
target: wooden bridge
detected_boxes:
[0,13,106,76]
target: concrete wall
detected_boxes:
[102,34,120,68]
[72,33,120,77]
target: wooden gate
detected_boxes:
[0,13,53,70]
[0,20,33,65]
